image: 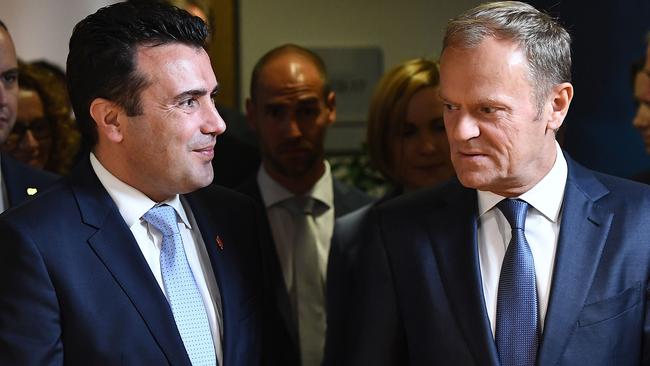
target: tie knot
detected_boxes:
[142,204,179,237]
[283,196,317,216]
[496,199,528,230]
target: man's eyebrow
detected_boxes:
[0,67,18,77]
[173,85,219,102]
[296,97,319,105]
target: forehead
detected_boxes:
[256,53,324,102]
[439,37,531,101]
[17,89,45,119]
[0,28,17,71]
[134,43,217,95]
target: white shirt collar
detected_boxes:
[478,142,567,221]
[89,152,191,229]
[257,160,334,210]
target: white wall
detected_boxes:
[240,0,481,150]
[0,0,119,68]
[240,0,481,106]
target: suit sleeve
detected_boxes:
[0,219,63,365]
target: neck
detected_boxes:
[263,160,326,196]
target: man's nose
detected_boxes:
[283,114,302,138]
[450,113,480,142]
[203,102,226,136]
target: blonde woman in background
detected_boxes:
[367,58,454,196]
[324,58,455,365]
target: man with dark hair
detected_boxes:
[237,44,372,366]
[327,2,650,365]
[0,20,58,211]
[0,2,261,364]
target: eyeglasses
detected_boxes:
[6,117,53,144]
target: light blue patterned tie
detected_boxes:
[495,199,539,366]
[143,204,216,366]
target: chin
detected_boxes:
[456,173,490,190]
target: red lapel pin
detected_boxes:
[216,235,224,250]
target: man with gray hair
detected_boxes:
[323,2,650,365]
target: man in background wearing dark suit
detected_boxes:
[237,44,372,366]
[0,2,262,364]
[0,20,58,210]
[327,2,650,365]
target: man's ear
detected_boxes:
[547,82,573,131]
[325,91,336,126]
[89,98,124,143]
[245,97,258,132]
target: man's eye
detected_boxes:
[480,106,497,114]
[1,72,17,85]
[297,107,319,119]
[444,103,458,111]
[181,98,197,108]
[266,106,284,119]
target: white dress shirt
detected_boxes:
[257,161,335,292]
[477,142,567,336]
[90,153,223,364]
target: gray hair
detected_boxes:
[443,1,571,114]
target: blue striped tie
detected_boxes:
[143,204,216,366]
[495,199,539,366]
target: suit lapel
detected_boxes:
[537,158,612,365]
[71,161,191,366]
[427,184,500,365]
[2,152,36,207]
[239,179,300,348]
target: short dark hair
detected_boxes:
[249,44,330,102]
[0,19,7,31]
[66,1,208,147]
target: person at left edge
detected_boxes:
[0,2,262,365]
[0,19,58,211]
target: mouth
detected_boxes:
[192,145,215,160]
[457,150,485,157]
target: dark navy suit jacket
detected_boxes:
[237,175,373,366]
[325,154,650,365]
[0,159,263,365]
[1,152,59,208]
